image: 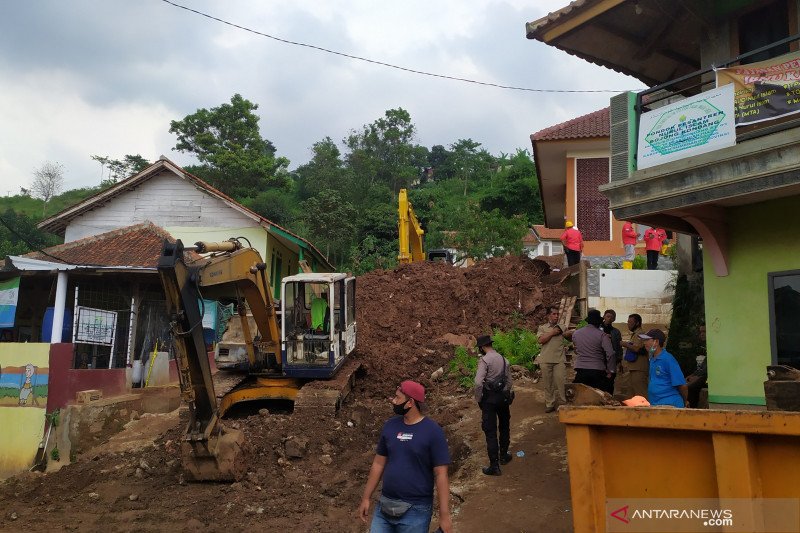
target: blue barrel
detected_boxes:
[41,307,73,343]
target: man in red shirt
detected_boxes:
[622,221,637,262]
[560,221,584,267]
[644,227,667,270]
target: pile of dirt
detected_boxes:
[353,256,568,398]
[0,255,571,532]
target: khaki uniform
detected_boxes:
[613,327,649,399]
[537,323,566,409]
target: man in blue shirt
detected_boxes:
[358,380,452,533]
[640,329,689,408]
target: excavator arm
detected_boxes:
[398,188,425,264]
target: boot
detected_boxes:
[482,462,501,476]
[499,451,513,465]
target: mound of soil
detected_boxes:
[353,256,567,397]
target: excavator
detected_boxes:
[397,188,456,264]
[158,238,358,481]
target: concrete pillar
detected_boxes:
[50,271,69,343]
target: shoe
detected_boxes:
[499,452,513,465]
[482,464,501,476]
[545,405,556,413]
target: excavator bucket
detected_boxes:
[180,424,245,482]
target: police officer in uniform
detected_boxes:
[474,335,513,476]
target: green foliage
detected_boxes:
[491,328,541,372]
[50,446,60,462]
[448,328,541,389]
[632,254,647,270]
[0,208,61,258]
[240,188,298,228]
[668,273,705,375]
[91,154,149,185]
[170,94,289,198]
[449,346,478,388]
[444,202,528,260]
[300,190,357,267]
[46,409,60,428]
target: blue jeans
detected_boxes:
[370,501,433,533]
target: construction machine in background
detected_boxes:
[397,188,425,264]
[158,238,358,481]
[397,188,458,265]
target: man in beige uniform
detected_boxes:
[614,313,649,399]
[537,306,567,413]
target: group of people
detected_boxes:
[356,310,704,532]
[537,306,700,411]
[560,220,670,270]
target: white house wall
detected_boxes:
[63,171,256,242]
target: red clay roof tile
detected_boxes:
[531,107,609,141]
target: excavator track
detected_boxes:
[292,358,362,417]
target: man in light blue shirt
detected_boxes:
[640,329,688,408]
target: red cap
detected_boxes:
[399,380,425,403]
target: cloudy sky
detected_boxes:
[0,0,644,195]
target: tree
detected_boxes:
[91,154,150,185]
[169,94,288,197]
[0,209,60,257]
[480,149,543,222]
[437,201,528,261]
[300,190,357,267]
[294,138,352,201]
[31,161,65,216]
[344,108,428,196]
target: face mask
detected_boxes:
[393,401,411,416]
[649,344,657,356]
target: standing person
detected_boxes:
[601,310,623,393]
[358,381,452,533]
[644,227,667,270]
[571,310,616,393]
[474,335,513,476]
[560,221,584,267]
[640,329,688,408]
[622,221,637,263]
[615,313,649,399]
[537,306,567,413]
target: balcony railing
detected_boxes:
[636,33,800,143]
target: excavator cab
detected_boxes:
[280,273,356,378]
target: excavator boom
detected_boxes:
[398,188,425,263]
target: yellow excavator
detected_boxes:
[397,188,455,264]
[158,238,358,481]
[397,188,425,264]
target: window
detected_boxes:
[769,270,800,369]
[737,0,789,64]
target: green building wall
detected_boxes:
[704,196,799,406]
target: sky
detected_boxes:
[0,0,644,196]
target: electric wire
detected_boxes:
[0,214,81,265]
[160,0,632,93]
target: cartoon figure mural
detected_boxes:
[19,363,37,406]
[0,343,50,478]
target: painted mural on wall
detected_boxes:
[0,343,50,478]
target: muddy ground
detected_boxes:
[0,257,574,532]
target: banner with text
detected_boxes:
[715,51,800,126]
[0,277,20,328]
[74,306,118,346]
[638,84,736,170]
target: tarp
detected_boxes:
[715,51,800,126]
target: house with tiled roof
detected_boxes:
[38,156,333,299]
[522,225,565,258]
[531,107,632,260]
